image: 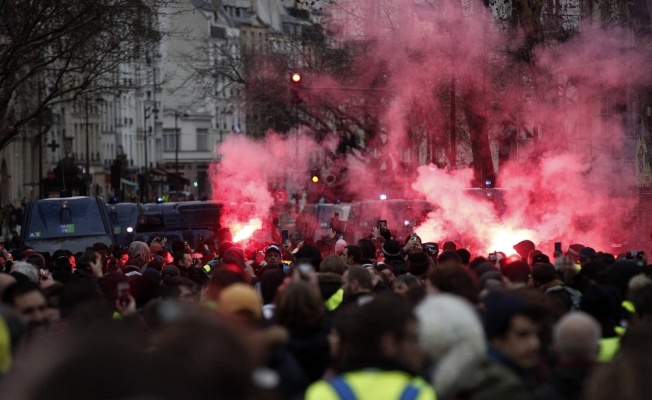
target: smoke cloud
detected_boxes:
[209,0,652,254]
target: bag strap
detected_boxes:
[328,376,421,400]
[399,384,421,400]
[329,376,357,400]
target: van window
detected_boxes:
[25,198,110,239]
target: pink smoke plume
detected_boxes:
[208,131,322,238]
[208,0,652,255]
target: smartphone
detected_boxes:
[378,220,387,229]
[117,282,131,307]
[281,229,289,242]
[554,242,562,254]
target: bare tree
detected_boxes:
[0,0,163,150]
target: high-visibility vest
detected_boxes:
[305,370,436,400]
[0,317,11,373]
[325,288,344,311]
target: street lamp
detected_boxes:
[144,104,159,171]
[174,110,189,188]
[142,103,158,202]
[85,95,103,194]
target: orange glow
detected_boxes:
[231,218,263,243]
[311,175,319,183]
[486,227,536,255]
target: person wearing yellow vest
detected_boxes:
[305,294,436,400]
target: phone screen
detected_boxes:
[554,242,562,253]
[378,220,387,229]
[117,282,130,306]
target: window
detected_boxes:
[197,129,208,151]
[163,129,176,151]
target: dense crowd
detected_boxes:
[0,224,651,400]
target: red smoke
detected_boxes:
[209,0,652,255]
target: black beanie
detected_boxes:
[408,252,430,276]
[482,290,531,340]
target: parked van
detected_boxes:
[134,201,222,248]
[108,202,144,247]
[21,196,116,254]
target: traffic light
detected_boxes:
[290,72,303,103]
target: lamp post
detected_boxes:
[174,110,188,188]
[142,103,158,202]
[85,95,103,195]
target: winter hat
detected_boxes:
[422,242,439,258]
[579,247,596,260]
[334,239,347,255]
[567,244,585,259]
[415,293,486,363]
[408,252,430,276]
[513,240,535,259]
[531,263,557,285]
[531,253,551,265]
[161,265,180,279]
[382,239,402,258]
[128,241,151,265]
[482,290,532,339]
[218,283,262,320]
[142,268,161,284]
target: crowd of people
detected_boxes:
[0,224,651,400]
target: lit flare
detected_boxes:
[232,218,263,243]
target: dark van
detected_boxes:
[133,201,222,248]
[108,202,144,248]
[22,196,116,254]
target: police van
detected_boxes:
[21,196,116,254]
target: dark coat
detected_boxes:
[534,363,594,400]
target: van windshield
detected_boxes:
[25,198,110,239]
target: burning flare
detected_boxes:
[231,218,263,243]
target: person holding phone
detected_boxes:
[403,233,423,255]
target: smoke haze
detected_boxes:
[209,0,652,254]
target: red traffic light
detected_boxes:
[291,73,301,83]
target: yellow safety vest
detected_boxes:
[325,288,344,311]
[598,336,620,362]
[0,317,11,373]
[305,370,436,400]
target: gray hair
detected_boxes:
[553,311,601,361]
[10,261,40,283]
[415,294,486,399]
